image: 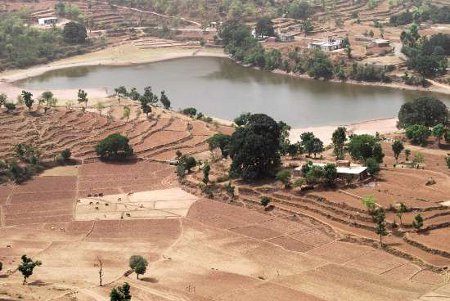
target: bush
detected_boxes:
[405,124,431,146]
[182,107,197,117]
[260,196,271,207]
[365,157,380,175]
[276,170,291,188]
[61,149,71,161]
[95,133,133,161]
[4,103,16,111]
[446,156,450,169]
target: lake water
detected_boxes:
[17,57,450,128]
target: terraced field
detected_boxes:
[0,104,219,163]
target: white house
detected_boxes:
[38,17,58,26]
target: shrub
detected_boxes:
[182,107,197,117]
[365,157,380,175]
[260,196,271,207]
[405,124,431,146]
[276,170,291,188]
[61,149,71,161]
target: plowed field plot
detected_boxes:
[408,228,450,252]
[75,187,198,220]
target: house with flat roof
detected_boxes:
[38,17,58,26]
[294,162,368,180]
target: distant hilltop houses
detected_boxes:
[309,37,344,52]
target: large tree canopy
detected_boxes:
[63,21,87,44]
[398,96,448,128]
[95,133,133,161]
[347,134,384,163]
[229,114,281,181]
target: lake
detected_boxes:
[17,56,450,128]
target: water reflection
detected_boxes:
[17,57,450,127]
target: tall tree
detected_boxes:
[332,127,347,159]
[77,89,88,109]
[110,282,132,301]
[412,214,424,231]
[21,91,34,110]
[374,208,388,246]
[63,21,87,44]
[129,255,148,280]
[255,17,274,38]
[392,140,404,162]
[432,123,445,145]
[0,93,7,108]
[160,91,171,109]
[229,114,281,181]
[18,255,42,285]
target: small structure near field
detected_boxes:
[309,37,343,51]
[373,38,391,47]
[38,17,58,26]
[279,33,295,42]
[294,162,368,180]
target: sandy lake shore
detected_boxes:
[289,117,399,145]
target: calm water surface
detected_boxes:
[17,57,450,128]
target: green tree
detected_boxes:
[234,112,252,127]
[323,163,338,186]
[405,149,411,161]
[129,255,148,279]
[288,0,313,20]
[115,86,128,101]
[95,133,133,161]
[22,91,34,110]
[61,149,71,161]
[207,134,231,158]
[110,282,132,301]
[77,89,88,108]
[202,163,211,185]
[365,157,380,175]
[178,155,197,173]
[18,255,42,285]
[63,21,87,44]
[405,124,430,146]
[255,17,274,38]
[374,208,388,246]
[302,19,314,37]
[229,114,281,181]
[347,134,384,163]
[160,91,171,109]
[40,91,57,113]
[392,140,404,162]
[182,107,197,118]
[432,123,445,145]
[362,195,376,213]
[398,96,448,128]
[305,50,334,80]
[5,103,16,112]
[446,156,450,169]
[287,144,299,158]
[412,152,425,167]
[332,127,347,159]
[260,196,271,207]
[276,170,291,189]
[412,214,424,231]
[396,203,408,225]
[300,132,315,157]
